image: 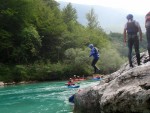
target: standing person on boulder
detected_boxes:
[123,14,142,67]
[88,44,100,74]
[145,11,150,61]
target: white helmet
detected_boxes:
[88,44,94,48]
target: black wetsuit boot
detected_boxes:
[148,49,150,60]
[136,53,141,65]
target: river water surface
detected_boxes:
[0,80,100,113]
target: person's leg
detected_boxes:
[94,59,100,73]
[146,28,150,59]
[134,35,140,65]
[128,35,134,67]
[91,58,99,73]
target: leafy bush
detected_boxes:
[12,65,28,82]
[0,64,13,82]
[99,48,126,74]
[64,48,93,75]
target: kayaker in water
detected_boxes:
[67,78,75,86]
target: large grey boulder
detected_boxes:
[74,52,150,113]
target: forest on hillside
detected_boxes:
[0,0,146,83]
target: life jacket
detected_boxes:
[94,47,99,54]
[90,47,99,59]
[146,12,150,22]
[127,21,138,35]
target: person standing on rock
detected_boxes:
[88,44,100,74]
[145,11,150,61]
[123,14,142,67]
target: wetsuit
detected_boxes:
[124,20,141,66]
[145,12,150,58]
[89,47,100,73]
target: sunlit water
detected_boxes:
[0,80,100,113]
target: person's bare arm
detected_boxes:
[138,26,142,41]
[123,28,127,46]
[145,15,147,28]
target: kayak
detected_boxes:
[92,77,101,80]
[69,94,74,103]
[68,85,80,88]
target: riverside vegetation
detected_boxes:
[0,0,147,83]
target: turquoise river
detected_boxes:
[0,80,100,113]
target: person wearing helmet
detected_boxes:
[123,14,142,67]
[145,11,150,61]
[88,44,100,74]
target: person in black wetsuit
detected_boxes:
[123,14,142,67]
[145,11,150,61]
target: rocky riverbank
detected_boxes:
[74,51,150,113]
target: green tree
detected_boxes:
[0,0,37,63]
[0,30,13,63]
[0,0,66,63]
[64,48,91,74]
[62,3,77,24]
[33,0,66,62]
[86,8,100,30]
[62,3,78,32]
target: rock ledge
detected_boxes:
[74,52,150,113]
